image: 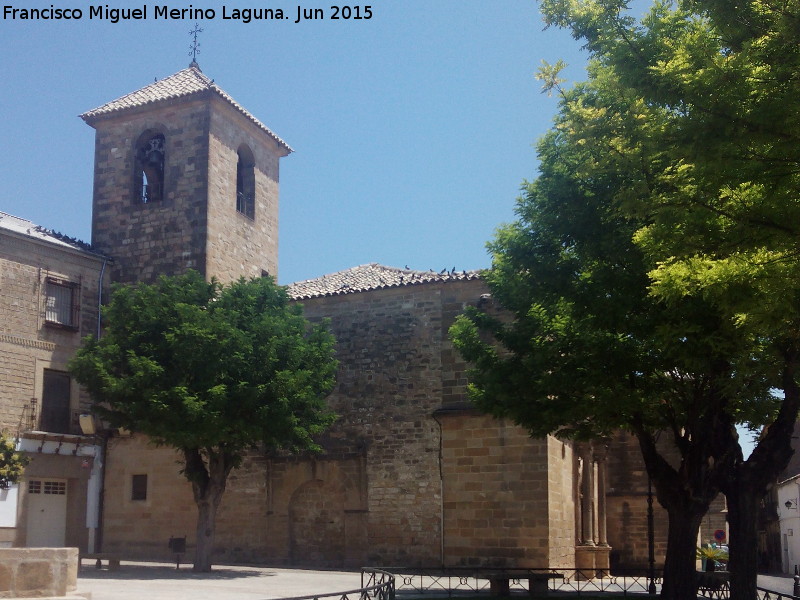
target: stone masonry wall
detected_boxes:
[439,412,568,568]
[205,97,284,283]
[289,282,486,566]
[89,98,212,284]
[0,547,78,598]
[101,432,284,563]
[96,276,727,570]
[100,435,197,560]
[0,231,106,433]
[99,278,582,568]
[547,437,577,567]
[262,455,368,567]
[100,280,491,566]
[214,451,272,563]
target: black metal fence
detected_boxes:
[359,567,800,599]
[267,567,800,600]
[380,567,660,596]
[694,572,800,600]
[757,590,800,600]
[270,568,395,600]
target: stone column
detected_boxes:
[595,444,609,547]
[593,443,611,574]
[579,443,596,546]
[575,443,597,580]
[575,442,613,579]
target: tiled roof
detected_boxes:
[287,263,481,299]
[80,64,292,153]
[0,211,105,257]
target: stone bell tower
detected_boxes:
[81,62,292,284]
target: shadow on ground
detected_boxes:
[78,565,276,581]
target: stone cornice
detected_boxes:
[0,333,56,351]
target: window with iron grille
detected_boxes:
[45,277,79,330]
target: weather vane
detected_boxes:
[189,23,203,63]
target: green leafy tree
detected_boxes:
[69,271,337,571]
[533,1,800,597]
[451,92,775,597]
[0,432,27,489]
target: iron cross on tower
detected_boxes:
[189,23,203,63]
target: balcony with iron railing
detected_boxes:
[17,399,87,438]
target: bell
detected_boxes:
[147,150,163,166]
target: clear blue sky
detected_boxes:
[0,0,588,285]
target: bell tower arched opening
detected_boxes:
[134,131,165,204]
[236,144,255,219]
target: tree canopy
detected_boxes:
[453,1,800,597]
[539,2,800,597]
[69,271,337,571]
[451,79,773,597]
[0,432,27,489]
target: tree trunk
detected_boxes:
[194,491,222,572]
[632,424,720,600]
[660,506,704,600]
[183,447,236,572]
[724,349,800,600]
[726,484,759,600]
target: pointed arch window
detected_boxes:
[236,145,255,219]
[135,132,165,204]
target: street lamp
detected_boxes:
[648,477,656,595]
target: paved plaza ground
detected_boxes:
[76,562,363,600]
[756,573,797,596]
[76,561,798,600]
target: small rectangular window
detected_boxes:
[45,277,79,330]
[131,474,148,501]
[28,480,66,495]
[43,481,66,495]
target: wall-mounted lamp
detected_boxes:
[786,499,797,509]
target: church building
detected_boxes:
[0,62,725,571]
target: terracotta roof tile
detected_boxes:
[80,64,292,153]
[287,263,481,300]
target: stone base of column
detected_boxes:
[575,544,612,580]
